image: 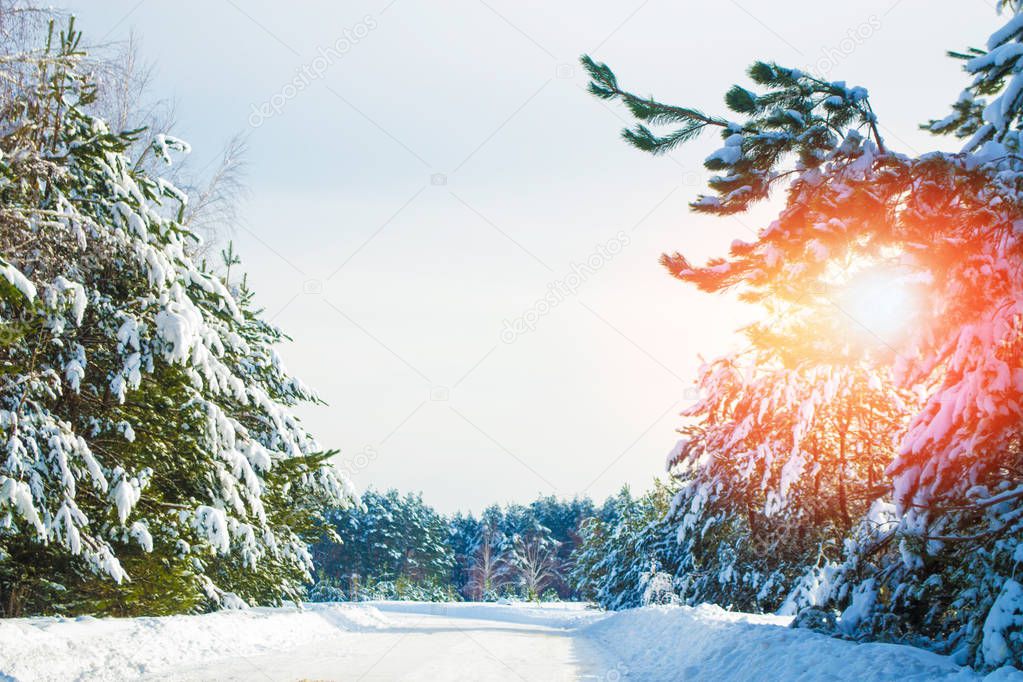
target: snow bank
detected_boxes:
[584,604,1023,681]
[0,603,390,682]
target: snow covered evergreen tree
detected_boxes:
[447,511,483,597]
[570,483,677,610]
[668,360,909,612]
[0,19,355,616]
[586,0,1023,668]
[312,489,454,599]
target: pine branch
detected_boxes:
[581,54,727,153]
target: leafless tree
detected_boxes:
[505,533,563,600]
[0,1,57,108]
[464,528,507,600]
[86,28,248,259]
[1,1,248,260]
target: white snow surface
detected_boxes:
[585,604,1023,682]
[0,603,391,681]
[1,601,1020,681]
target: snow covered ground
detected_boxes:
[1,601,1020,681]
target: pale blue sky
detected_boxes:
[64,0,996,512]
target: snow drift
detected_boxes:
[584,604,1023,681]
[0,603,390,681]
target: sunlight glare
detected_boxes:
[832,265,921,346]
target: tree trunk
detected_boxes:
[838,418,852,532]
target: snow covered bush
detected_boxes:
[585,0,1023,669]
[307,578,347,603]
[307,575,461,603]
[0,20,354,616]
[641,571,679,607]
[360,577,460,602]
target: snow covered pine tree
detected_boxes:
[312,489,454,600]
[585,0,1023,670]
[570,483,678,610]
[0,20,355,616]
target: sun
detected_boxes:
[829,263,923,348]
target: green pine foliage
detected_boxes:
[581,55,884,217]
[0,19,354,616]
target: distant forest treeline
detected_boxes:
[309,485,676,605]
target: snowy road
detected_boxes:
[151,603,616,681]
